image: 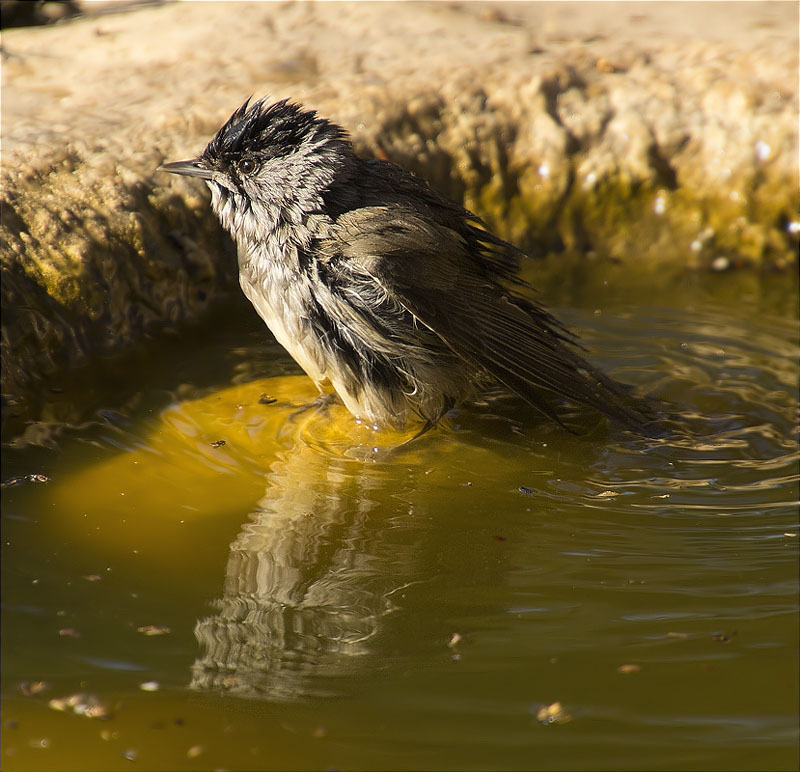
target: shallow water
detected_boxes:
[2,263,798,771]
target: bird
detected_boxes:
[159,96,654,436]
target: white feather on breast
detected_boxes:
[238,271,328,389]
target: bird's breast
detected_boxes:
[237,255,329,388]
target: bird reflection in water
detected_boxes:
[189,417,430,701]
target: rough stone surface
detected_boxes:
[1,1,798,430]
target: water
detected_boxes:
[2,263,798,771]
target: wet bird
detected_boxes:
[160,97,653,435]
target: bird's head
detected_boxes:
[160,97,349,242]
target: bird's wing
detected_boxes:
[327,205,652,432]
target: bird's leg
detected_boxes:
[394,417,437,447]
[288,392,341,421]
[393,397,455,449]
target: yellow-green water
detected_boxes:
[2,264,798,771]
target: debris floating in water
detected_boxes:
[20,681,49,696]
[534,702,572,725]
[49,693,111,719]
[137,625,171,636]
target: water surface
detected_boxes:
[2,263,798,771]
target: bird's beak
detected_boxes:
[157,158,214,180]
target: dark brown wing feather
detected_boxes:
[329,202,653,433]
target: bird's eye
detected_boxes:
[238,158,256,175]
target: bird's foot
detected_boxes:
[390,399,456,449]
[288,393,341,421]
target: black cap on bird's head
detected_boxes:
[207,97,345,161]
[159,97,348,184]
